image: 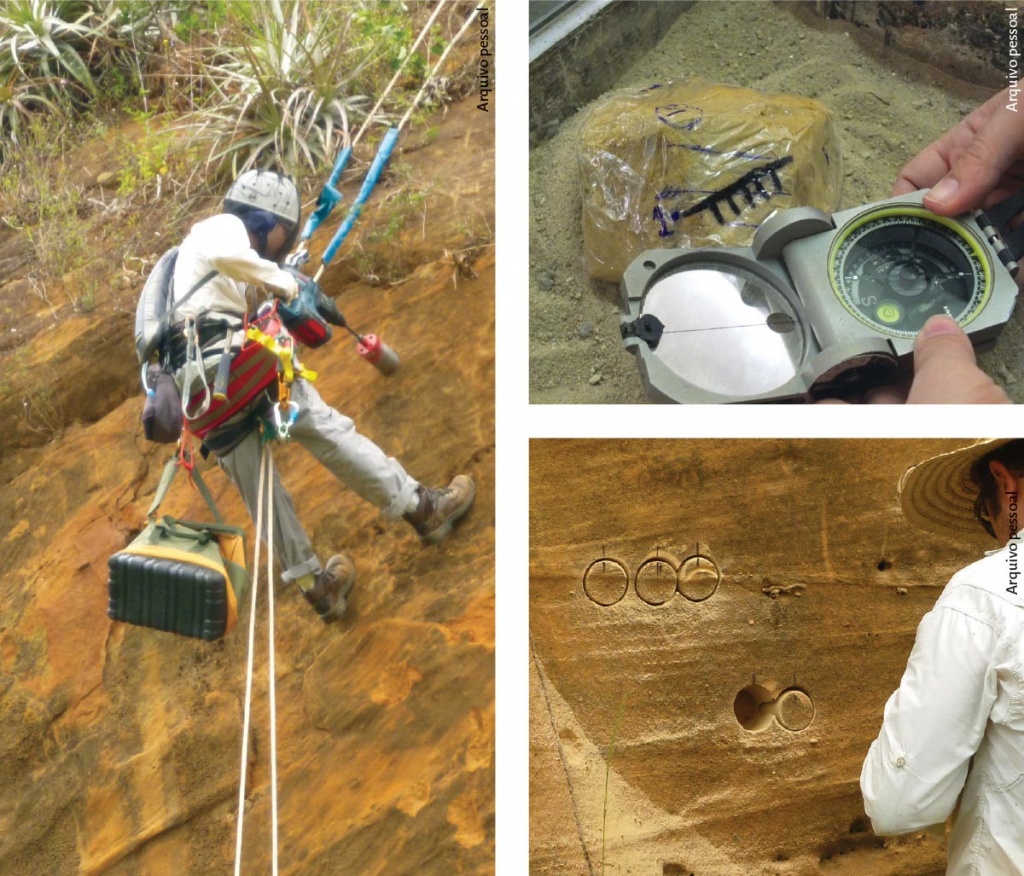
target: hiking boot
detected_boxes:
[302,554,355,622]
[405,475,476,546]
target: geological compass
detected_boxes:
[620,188,1024,403]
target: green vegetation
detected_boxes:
[0,1,470,290]
[0,1,455,178]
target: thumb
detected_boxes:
[909,316,1010,404]
[913,315,975,369]
[924,101,1023,215]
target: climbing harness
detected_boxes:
[235,443,280,875]
[244,300,320,442]
[179,303,313,440]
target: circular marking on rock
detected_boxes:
[677,554,721,602]
[635,558,677,605]
[583,558,629,606]
[776,688,815,732]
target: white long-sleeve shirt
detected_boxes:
[861,541,1024,874]
[171,212,298,320]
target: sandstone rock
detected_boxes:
[578,80,843,281]
[531,439,970,874]
[0,98,495,876]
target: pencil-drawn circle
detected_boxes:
[678,554,720,602]
[776,688,815,732]
[635,558,677,605]
[583,559,629,606]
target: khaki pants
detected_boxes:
[215,379,419,580]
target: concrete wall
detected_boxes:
[529,1,693,146]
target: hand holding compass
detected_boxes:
[620,187,1023,404]
[818,315,1010,405]
[894,87,1024,216]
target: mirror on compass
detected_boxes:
[639,264,806,397]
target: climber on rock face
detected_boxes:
[861,439,1024,875]
[167,169,475,622]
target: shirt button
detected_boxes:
[895,756,906,767]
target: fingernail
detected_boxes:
[928,177,959,205]
[920,315,961,339]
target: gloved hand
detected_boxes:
[282,265,346,328]
[282,265,319,305]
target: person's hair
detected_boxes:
[223,204,279,258]
[969,440,1024,534]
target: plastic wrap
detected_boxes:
[579,80,843,282]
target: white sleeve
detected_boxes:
[860,603,998,834]
[207,216,298,299]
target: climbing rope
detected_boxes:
[294,2,446,259]
[350,0,447,148]
[234,443,280,875]
[306,5,481,281]
[397,6,478,132]
[266,445,280,875]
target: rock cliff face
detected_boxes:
[530,439,984,876]
[0,99,494,874]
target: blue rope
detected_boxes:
[321,127,400,268]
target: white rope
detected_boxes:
[352,0,447,148]
[398,5,479,132]
[234,443,281,875]
[266,446,280,876]
[234,444,265,875]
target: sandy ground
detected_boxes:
[529,1,1019,403]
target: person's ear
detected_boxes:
[989,460,1020,496]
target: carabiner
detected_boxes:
[264,400,299,443]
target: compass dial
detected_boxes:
[829,207,991,338]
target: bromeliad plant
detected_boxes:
[182,0,445,180]
[186,0,371,178]
[0,63,58,143]
[0,0,120,103]
[0,0,163,149]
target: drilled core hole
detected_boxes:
[636,558,677,605]
[583,559,629,606]
[877,560,891,571]
[734,684,775,732]
[678,554,720,602]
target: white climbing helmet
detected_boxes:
[224,169,301,232]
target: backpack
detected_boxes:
[134,248,218,365]
[135,249,218,443]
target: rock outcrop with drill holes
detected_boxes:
[531,439,981,876]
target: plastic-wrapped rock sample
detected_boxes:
[579,80,843,282]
